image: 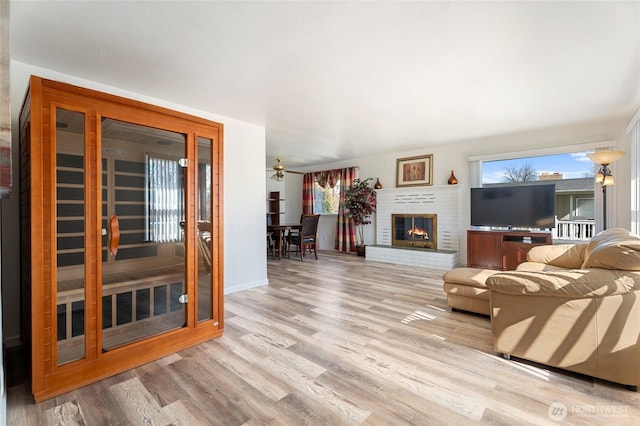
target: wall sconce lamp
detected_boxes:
[587,150,624,230]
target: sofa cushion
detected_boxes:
[526,243,586,269]
[442,267,500,288]
[581,228,640,270]
[486,268,640,298]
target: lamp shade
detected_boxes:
[587,150,625,165]
[603,175,615,186]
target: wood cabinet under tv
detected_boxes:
[20,76,224,401]
[467,230,552,270]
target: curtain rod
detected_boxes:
[305,166,359,174]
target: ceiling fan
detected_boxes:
[269,158,303,181]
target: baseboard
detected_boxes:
[224,279,268,295]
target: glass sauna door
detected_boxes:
[100,118,187,352]
[197,136,214,322]
[56,108,87,365]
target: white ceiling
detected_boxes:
[10,1,640,169]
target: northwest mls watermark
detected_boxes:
[548,402,629,421]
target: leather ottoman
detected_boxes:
[442,267,500,315]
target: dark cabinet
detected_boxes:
[467,231,503,269]
[267,191,284,225]
[467,230,552,270]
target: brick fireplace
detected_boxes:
[365,186,462,270]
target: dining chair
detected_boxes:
[266,232,276,260]
[287,214,320,261]
[282,213,304,256]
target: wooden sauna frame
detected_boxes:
[20,76,224,401]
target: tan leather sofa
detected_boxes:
[485,228,640,390]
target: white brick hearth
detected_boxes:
[366,185,463,270]
[365,245,459,270]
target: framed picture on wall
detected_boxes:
[396,154,433,187]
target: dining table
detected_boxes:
[267,223,302,259]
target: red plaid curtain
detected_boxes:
[314,170,341,189]
[335,167,357,252]
[314,171,329,188]
[302,172,315,214]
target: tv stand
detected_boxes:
[467,230,552,270]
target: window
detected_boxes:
[147,154,185,243]
[313,177,341,214]
[575,198,595,220]
[198,162,211,221]
[480,151,596,240]
[481,152,595,184]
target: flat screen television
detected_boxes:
[471,184,556,229]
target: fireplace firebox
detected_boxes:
[392,214,437,249]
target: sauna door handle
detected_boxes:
[109,214,120,256]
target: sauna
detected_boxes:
[20,76,224,401]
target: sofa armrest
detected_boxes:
[486,269,640,298]
[516,262,566,272]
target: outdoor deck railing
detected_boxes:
[553,219,595,241]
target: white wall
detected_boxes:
[4,61,268,347]
[302,115,633,260]
[628,108,640,234]
[266,171,303,226]
[284,174,303,224]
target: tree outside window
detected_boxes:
[314,179,340,214]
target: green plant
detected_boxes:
[343,178,377,246]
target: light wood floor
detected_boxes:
[7,251,640,425]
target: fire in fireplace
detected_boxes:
[392,214,437,249]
